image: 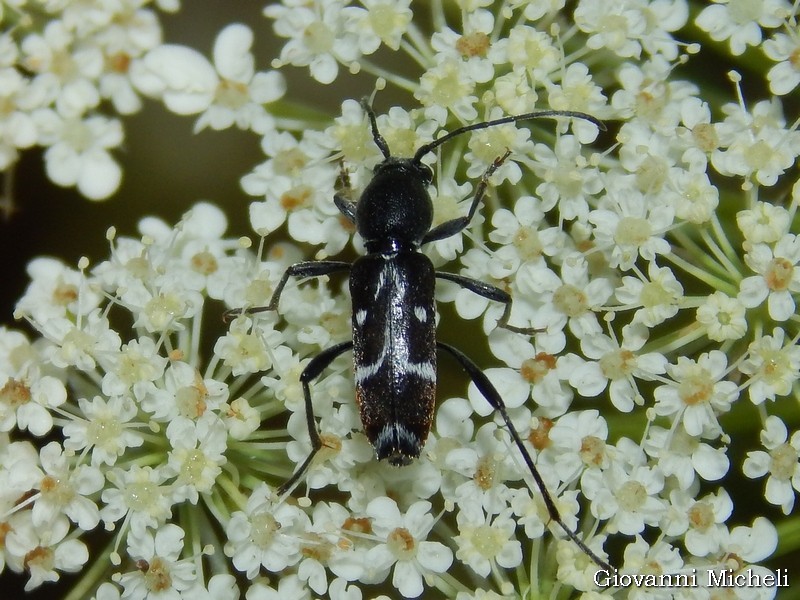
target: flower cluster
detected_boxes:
[2,1,800,599]
[1,1,165,203]
[0,0,286,206]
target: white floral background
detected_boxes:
[1,1,799,599]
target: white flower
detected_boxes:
[119,524,197,600]
[565,328,667,412]
[165,413,228,502]
[286,400,373,492]
[133,24,285,133]
[502,25,560,82]
[546,409,610,485]
[453,504,522,577]
[653,351,738,438]
[516,253,613,339]
[225,483,309,578]
[34,111,123,199]
[0,67,39,168]
[736,201,791,244]
[131,44,214,111]
[743,416,800,515]
[242,131,334,236]
[346,0,412,53]
[213,317,275,377]
[450,248,539,337]
[343,456,442,514]
[93,582,122,600]
[510,479,582,541]
[20,20,103,117]
[0,373,67,436]
[185,574,241,600]
[712,99,800,187]
[430,9,499,84]
[450,422,517,513]
[265,0,361,85]
[739,328,800,404]
[1,439,42,501]
[245,574,311,600]
[675,95,717,170]
[292,501,365,594]
[92,8,163,115]
[463,113,533,184]
[621,537,684,591]
[221,396,261,441]
[100,465,173,533]
[41,310,122,372]
[138,360,228,421]
[63,395,143,466]
[589,186,673,271]
[545,62,607,142]
[639,0,690,59]
[643,425,730,490]
[531,134,603,218]
[466,364,531,417]
[662,488,732,556]
[581,439,666,535]
[488,195,566,264]
[695,0,787,56]
[696,291,747,341]
[764,32,800,95]
[240,114,346,253]
[702,517,778,587]
[100,336,168,397]
[574,0,647,58]
[615,262,683,327]
[739,234,800,321]
[364,497,453,598]
[492,68,538,116]
[671,169,719,224]
[32,441,103,531]
[4,514,89,591]
[508,487,546,541]
[612,57,697,128]
[127,280,203,334]
[486,330,572,417]
[416,58,479,123]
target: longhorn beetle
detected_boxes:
[228,100,612,572]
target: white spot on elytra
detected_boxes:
[406,360,435,381]
[374,270,385,300]
[355,345,435,384]
[376,422,419,453]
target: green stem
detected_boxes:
[357,58,420,93]
[663,249,738,296]
[63,538,118,600]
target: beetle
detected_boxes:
[229,99,611,572]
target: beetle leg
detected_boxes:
[421,149,512,245]
[437,341,614,573]
[279,340,354,495]
[435,271,543,335]
[224,261,351,321]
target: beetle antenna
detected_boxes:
[361,98,392,159]
[412,110,605,164]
